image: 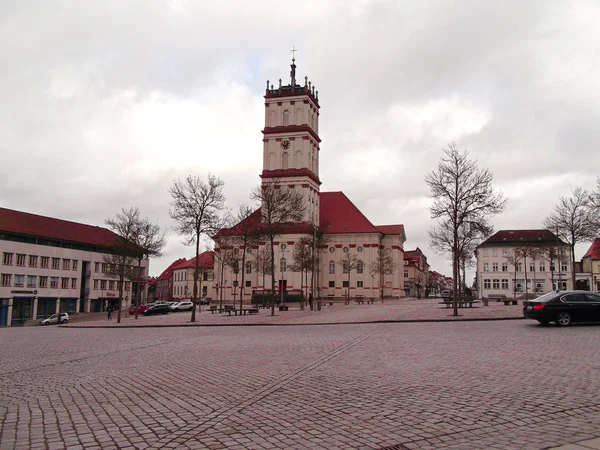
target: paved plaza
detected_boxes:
[1,314,599,449]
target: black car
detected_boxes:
[143,304,170,316]
[523,290,600,326]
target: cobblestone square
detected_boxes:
[1,319,599,449]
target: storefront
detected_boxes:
[59,298,78,315]
[0,298,9,326]
[36,297,57,319]
[11,296,34,326]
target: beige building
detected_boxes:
[0,207,149,326]
[475,229,572,299]
[172,252,215,301]
[403,248,430,298]
[214,58,406,303]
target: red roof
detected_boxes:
[376,225,405,236]
[480,229,565,246]
[184,251,214,268]
[0,207,121,247]
[156,258,188,281]
[320,192,380,234]
[583,238,600,259]
[214,191,404,238]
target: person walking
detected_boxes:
[107,306,112,321]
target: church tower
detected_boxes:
[261,56,321,225]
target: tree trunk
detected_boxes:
[135,258,142,320]
[240,250,246,313]
[270,239,276,316]
[570,242,576,289]
[191,236,199,322]
[117,272,124,324]
[452,230,459,316]
[524,256,528,300]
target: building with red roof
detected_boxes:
[213,60,407,303]
[171,252,215,301]
[475,229,573,299]
[403,248,430,298]
[154,258,188,302]
[582,238,600,290]
[0,207,150,326]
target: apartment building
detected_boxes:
[0,207,149,326]
[475,229,572,299]
[582,238,600,291]
[172,251,215,301]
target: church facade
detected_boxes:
[213,59,407,303]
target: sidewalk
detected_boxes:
[63,297,526,328]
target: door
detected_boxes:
[11,297,33,326]
[0,299,8,326]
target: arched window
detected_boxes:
[283,110,290,126]
[282,152,289,170]
[280,257,287,273]
[245,262,252,274]
[357,260,363,274]
[343,262,349,274]
[329,260,335,274]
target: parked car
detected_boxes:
[523,290,600,326]
[170,301,194,311]
[199,297,210,305]
[441,290,451,299]
[143,304,170,316]
[128,304,149,315]
[40,313,69,325]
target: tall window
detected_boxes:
[100,280,107,290]
[357,280,363,288]
[61,278,69,289]
[93,280,98,290]
[492,279,500,289]
[283,110,290,126]
[539,262,545,272]
[329,260,335,274]
[39,276,48,288]
[95,262,100,272]
[41,257,49,269]
[404,270,409,278]
[29,255,38,267]
[3,253,13,265]
[492,263,498,272]
[16,254,26,266]
[245,262,252,274]
[71,278,77,289]
[50,277,59,288]
[357,260,363,274]
[52,258,60,270]
[14,275,24,287]
[483,249,488,257]
[483,263,489,272]
[502,249,508,256]
[561,262,568,272]
[484,279,491,289]
[492,249,497,257]
[501,279,509,290]
[282,152,289,170]
[529,263,535,272]
[27,275,36,288]
[502,262,508,272]
[72,260,78,271]
[343,262,349,274]
[516,263,522,272]
[1,274,11,287]
[63,259,71,270]
[280,257,287,273]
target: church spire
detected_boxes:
[290,45,297,86]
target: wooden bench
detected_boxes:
[367,298,375,304]
[243,308,259,315]
[354,298,365,305]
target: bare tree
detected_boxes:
[297,225,329,309]
[213,239,236,310]
[425,142,506,316]
[369,247,397,303]
[338,253,359,303]
[169,174,226,322]
[104,207,147,323]
[110,209,166,319]
[253,245,273,303]
[250,180,306,316]
[292,238,312,307]
[505,248,523,299]
[544,187,596,289]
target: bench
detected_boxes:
[243,308,259,315]
[278,305,289,311]
[502,299,519,306]
[354,298,364,305]
[367,298,375,304]
[209,305,219,313]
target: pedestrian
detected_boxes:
[107,306,112,321]
[309,293,314,311]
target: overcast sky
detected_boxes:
[2,0,599,280]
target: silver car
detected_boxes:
[40,313,69,325]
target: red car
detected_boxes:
[128,304,149,315]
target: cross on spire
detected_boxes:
[290,45,298,61]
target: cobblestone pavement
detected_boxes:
[64,298,524,328]
[1,320,599,449]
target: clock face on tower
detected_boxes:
[281,139,290,150]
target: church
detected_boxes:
[213,57,407,303]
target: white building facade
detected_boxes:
[0,208,149,326]
[475,229,573,299]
